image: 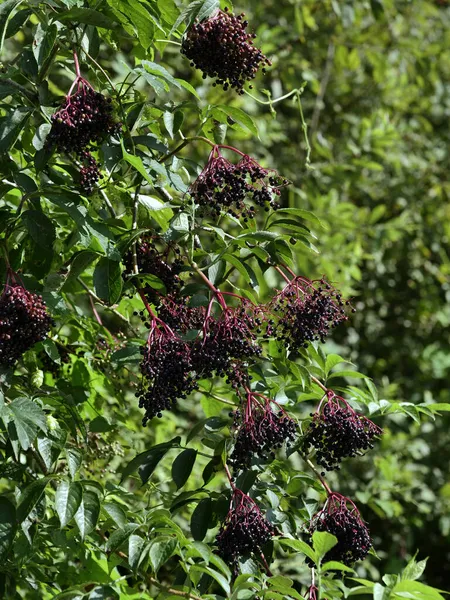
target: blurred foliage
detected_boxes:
[0,0,449,598]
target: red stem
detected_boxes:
[73,51,81,78]
[224,464,236,490]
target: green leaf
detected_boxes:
[32,22,57,69]
[312,531,338,561]
[0,497,16,560]
[392,581,445,600]
[321,561,355,573]
[121,144,154,185]
[103,502,127,527]
[325,354,348,375]
[106,523,139,553]
[278,538,317,564]
[55,481,83,528]
[66,448,83,479]
[138,195,168,211]
[22,210,56,247]
[121,437,181,484]
[55,8,117,28]
[17,476,52,522]
[190,498,212,541]
[148,536,177,573]
[276,207,324,228]
[0,0,22,53]
[425,403,450,413]
[128,534,145,570]
[8,397,47,451]
[172,449,197,490]
[401,555,428,582]
[212,105,259,137]
[0,107,31,152]
[93,258,122,305]
[74,490,100,540]
[169,0,218,35]
[191,565,230,594]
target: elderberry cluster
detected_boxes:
[0,283,53,367]
[273,277,352,352]
[190,147,289,220]
[304,394,382,471]
[192,306,262,387]
[124,237,184,303]
[181,8,271,93]
[137,326,198,424]
[47,79,121,195]
[308,494,372,566]
[157,294,205,334]
[216,490,274,577]
[230,395,297,470]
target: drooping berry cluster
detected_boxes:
[0,279,53,367]
[124,237,184,303]
[157,294,205,334]
[192,302,262,386]
[181,8,271,93]
[216,488,274,577]
[273,270,353,352]
[189,145,289,220]
[137,320,198,424]
[304,391,382,472]
[230,391,297,470]
[308,493,372,566]
[46,57,121,195]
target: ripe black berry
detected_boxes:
[308,493,372,566]
[189,145,289,220]
[0,278,54,367]
[181,9,271,93]
[230,391,297,470]
[273,273,352,352]
[303,391,382,471]
[216,488,274,577]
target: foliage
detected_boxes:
[0,0,449,599]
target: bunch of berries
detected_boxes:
[46,54,121,195]
[230,391,297,470]
[304,391,382,471]
[124,237,184,303]
[157,294,205,334]
[189,145,289,220]
[137,320,198,424]
[272,271,352,352]
[216,488,274,577]
[308,493,372,566]
[181,8,271,93]
[0,278,53,367]
[192,300,262,386]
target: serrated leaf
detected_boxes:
[190,498,212,541]
[55,480,83,528]
[321,560,355,573]
[148,536,177,573]
[17,476,52,522]
[121,437,181,483]
[106,523,139,552]
[0,497,16,560]
[0,107,31,152]
[55,8,117,28]
[103,502,127,527]
[401,555,428,581]
[172,449,197,490]
[213,105,258,137]
[33,22,57,69]
[93,258,122,305]
[8,397,47,451]
[66,448,83,479]
[0,0,22,53]
[74,490,100,539]
[138,195,167,211]
[128,533,145,570]
[312,531,338,561]
[22,210,56,247]
[278,538,317,564]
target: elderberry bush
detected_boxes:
[230,393,297,470]
[190,145,289,220]
[273,275,352,352]
[308,493,372,566]
[304,392,382,471]
[0,282,54,367]
[181,8,271,93]
[137,324,198,424]
[216,489,274,577]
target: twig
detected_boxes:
[310,375,328,393]
[159,136,215,164]
[132,181,143,276]
[76,277,138,335]
[99,188,117,218]
[302,455,332,496]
